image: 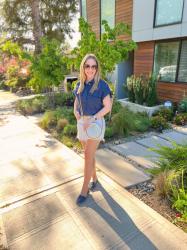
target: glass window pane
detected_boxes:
[81,0,87,20]
[153,42,179,82]
[155,0,184,26]
[178,41,187,82]
[101,0,115,34]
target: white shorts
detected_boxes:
[77,116,105,141]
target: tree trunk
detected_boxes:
[30,0,42,54]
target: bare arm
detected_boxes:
[94,95,112,119]
[74,97,81,120]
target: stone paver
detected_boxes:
[158,131,187,145]
[2,174,186,250]
[136,135,172,149]
[96,149,150,188]
[109,142,159,169]
[174,125,187,135]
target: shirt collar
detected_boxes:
[85,79,94,85]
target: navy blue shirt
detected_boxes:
[73,79,111,116]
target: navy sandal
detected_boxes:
[89,179,98,191]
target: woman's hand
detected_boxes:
[83,119,91,130]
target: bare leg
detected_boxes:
[80,139,100,196]
[80,141,98,182]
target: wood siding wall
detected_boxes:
[87,0,100,39]
[134,41,187,103]
[157,83,187,103]
[134,41,155,75]
[116,0,133,41]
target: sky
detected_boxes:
[65,12,81,48]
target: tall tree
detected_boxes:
[2,0,78,52]
[30,0,42,54]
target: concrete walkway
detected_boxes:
[0,91,187,250]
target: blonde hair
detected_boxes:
[77,53,101,94]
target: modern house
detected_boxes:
[79,0,187,103]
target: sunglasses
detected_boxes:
[84,64,98,70]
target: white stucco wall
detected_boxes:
[132,0,187,42]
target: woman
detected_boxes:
[73,53,112,205]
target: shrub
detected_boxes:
[148,141,187,176]
[63,124,77,136]
[57,118,69,131]
[111,107,136,136]
[60,135,74,147]
[134,112,150,132]
[173,113,187,125]
[126,74,158,106]
[105,127,114,138]
[145,74,158,107]
[154,107,174,121]
[39,111,57,129]
[111,100,123,115]
[153,170,173,198]
[150,116,170,130]
[178,97,187,113]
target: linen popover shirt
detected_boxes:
[73,79,111,116]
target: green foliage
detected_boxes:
[126,74,158,106]
[105,127,114,138]
[170,171,187,222]
[111,107,136,136]
[16,96,47,115]
[148,141,187,176]
[126,75,135,102]
[133,113,150,132]
[2,0,78,47]
[153,170,173,198]
[0,40,23,58]
[52,92,74,107]
[28,38,68,93]
[67,18,136,78]
[173,113,187,125]
[111,100,123,115]
[60,135,74,148]
[63,124,77,136]
[56,118,69,131]
[178,97,187,113]
[150,116,170,130]
[40,110,57,129]
[145,74,158,107]
[154,107,174,121]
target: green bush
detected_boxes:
[126,74,158,106]
[134,113,150,132]
[173,113,187,125]
[105,127,114,138]
[148,141,187,176]
[155,107,174,121]
[56,118,69,131]
[111,100,123,115]
[178,97,187,113]
[39,110,57,129]
[150,115,170,130]
[111,107,136,136]
[63,124,77,136]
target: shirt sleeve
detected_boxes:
[73,82,80,97]
[101,81,112,100]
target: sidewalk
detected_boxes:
[0,91,187,250]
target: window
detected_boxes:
[178,41,187,82]
[153,40,187,83]
[81,0,87,20]
[154,0,184,27]
[101,0,115,34]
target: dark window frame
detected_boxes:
[80,0,87,20]
[100,0,116,38]
[153,38,187,84]
[153,0,184,28]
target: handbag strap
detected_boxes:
[78,93,83,116]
